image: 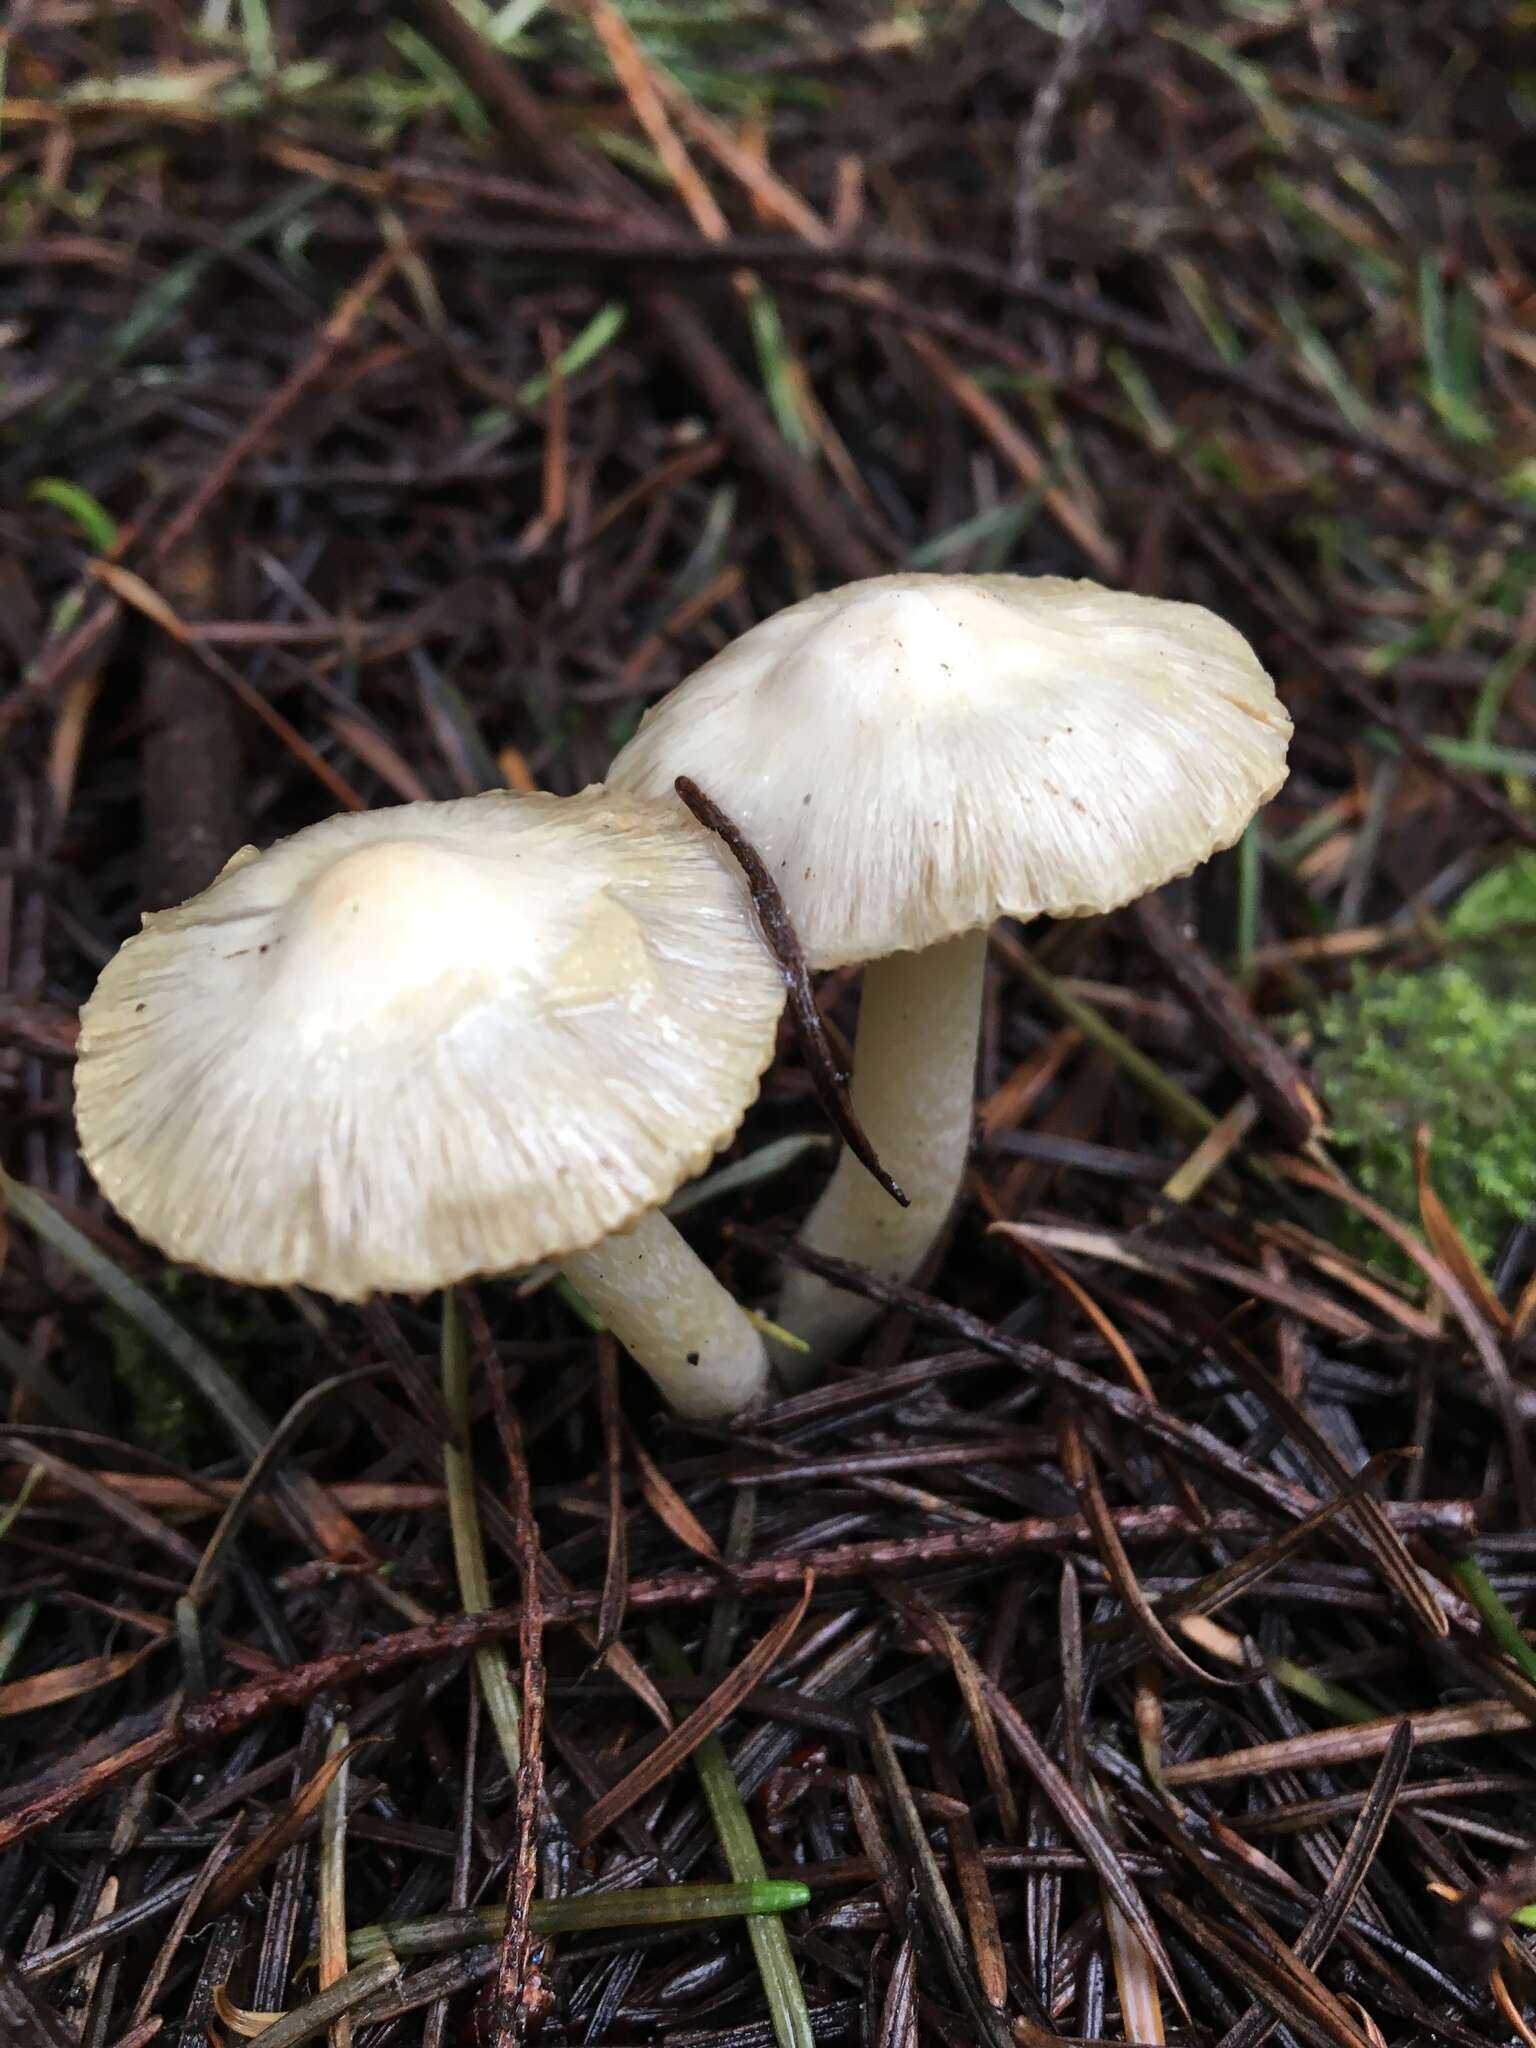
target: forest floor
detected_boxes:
[4,3,1536,2043]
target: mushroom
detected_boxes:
[607,571,1291,1369]
[74,787,786,1420]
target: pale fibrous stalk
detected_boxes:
[776,930,987,1374]
[564,1208,769,1419]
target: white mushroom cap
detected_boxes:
[75,789,785,1300]
[608,573,1292,968]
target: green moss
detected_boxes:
[1312,857,1536,1273]
[100,1271,274,1461]
[100,1310,194,1461]
[1445,849,1536,940]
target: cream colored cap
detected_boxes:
[75,788,785,1299]
[608,573,1291,968]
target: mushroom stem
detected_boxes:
[560,1209,769,1421]
[775,927,987,1377]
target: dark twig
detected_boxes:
[572,1575,812,1848]
[736,1231,1432,1539]
[976,1679,1191,2020]
[864,1711,1024,2048]
[1131,893,1322,1148]
[138,527,243,911]
[1218,1720,1414,2048]
[674,776,907,1208]
[3,1497,1476,1853]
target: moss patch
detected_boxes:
[1312,855,1536,1274]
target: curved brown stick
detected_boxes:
[674,775,907,1209]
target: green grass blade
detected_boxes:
[1467,641,1533,748]
[385,22,491,138]
[26,480,119,552]
[473,301,629,433]
[1418,256,1494,445]
[665,1135,831,1219]
[0,1469,44,1546]
[1274,292,1376,434]
[1266,1656,1378,1723]
[440,1290,522,1776]
[1373,732,1536,777]
[237,0,276,75]
[0,1603,38,1686]
[1003,948,1215,1142]
[349,1879,810,1961]
[746,287,815,456]
[907,492,1044,571]
[651,1624,814,2048]
[1450,1554,1536,1688]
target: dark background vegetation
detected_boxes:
[4,3,1536,2043]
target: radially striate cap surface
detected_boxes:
[608,572,1292,967]
[75,788,785,1299]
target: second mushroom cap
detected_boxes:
[607,571,1293,967]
